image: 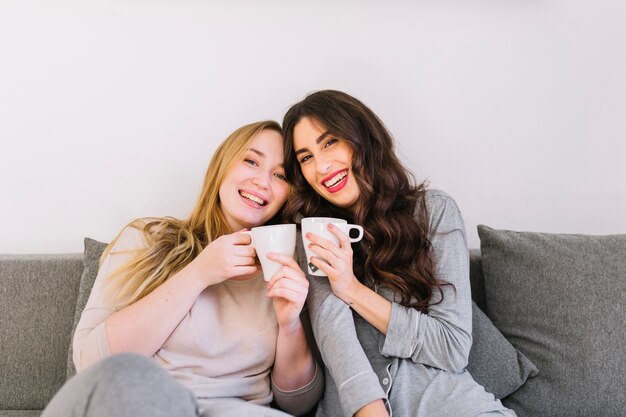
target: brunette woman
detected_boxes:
[282,91,515,417]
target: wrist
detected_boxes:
[277,318,303,337]
[355,399,388,417]
[342,278,365,307]
[179,262,218,291]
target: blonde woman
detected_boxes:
[42,121,323,417]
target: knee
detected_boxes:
[96,353,160,380]
[89,353,197,414]
[92,353,178,391]
[43,353,197,417]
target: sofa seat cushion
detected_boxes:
[478,225,626,417]
[0,411,42,417]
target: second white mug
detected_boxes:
[301,217,364,276]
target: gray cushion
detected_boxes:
[469,249,487,311]
[0,254,83,410]
[467,301,539,399]
[66,238,108,378]
[478,225,626,417]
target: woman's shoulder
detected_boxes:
[423,189,460,211]
[422,189,465,231]
[109,218,154,253]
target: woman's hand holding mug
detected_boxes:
[302,218,364,303]
[266,253,309,333]
[187,230,258,287]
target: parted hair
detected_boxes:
[103,120,283,309]
[282,90,447,312]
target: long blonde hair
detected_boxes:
[103,120,283,308]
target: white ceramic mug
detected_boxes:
[301,217,364,276]
[242,224,296,281]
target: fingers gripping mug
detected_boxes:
[300,217,364,276]
[242,224,296,281]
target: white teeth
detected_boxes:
[324,171,347,188]
[240,191,266,206]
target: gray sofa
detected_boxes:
[1,226,624,417]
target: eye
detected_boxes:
[274,172,287,181]
[324,138,338,148]
[244,158,258,167]
[299,154,312,164]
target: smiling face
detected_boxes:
[218,129,289,231]
[293,117,360,211]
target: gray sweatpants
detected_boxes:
[42,353,291,417]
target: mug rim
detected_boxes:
[301,217,348,223]
[250,223,296,231]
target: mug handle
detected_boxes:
[347,225,364,243]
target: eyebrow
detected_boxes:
[248,148,266,158]
[294,130,330,155]
[246,148,284,167]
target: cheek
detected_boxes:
[301,165,317,187]
[275,183,290,205]
[350,182,360,199]
[217,183,227,202]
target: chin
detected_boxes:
[324,192,359,210]
[335,201,357,210]
[234,216,261,229]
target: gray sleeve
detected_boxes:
[380,190,473,372]
[296,234,386,416]
[271,361,324,416]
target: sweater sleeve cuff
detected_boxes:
[338,369,386,417]
[381,302,420,358]
[272,362,324,415]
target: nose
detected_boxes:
[252,170,271,189]
[316,155,332,175]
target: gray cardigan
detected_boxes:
[298,190,513,417]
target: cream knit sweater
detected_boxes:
[73,227,279,408]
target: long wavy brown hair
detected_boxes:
[282,90,448,312]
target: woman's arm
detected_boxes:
[306,224,391,336]
[73,226,149,369]
[307,191,472,373]
[342,283,392,334]
[271,320,324,416]
[265,253,322,415]
[295,235,387,417]
[74,227,257,371]
[103,264,209,357]
[271,316,317,389]
[380,191,473,372]
[266,253,317,389]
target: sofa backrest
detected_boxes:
[0,254,83,410]
[469,249,486,311]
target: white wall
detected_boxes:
[1,0,625,253]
